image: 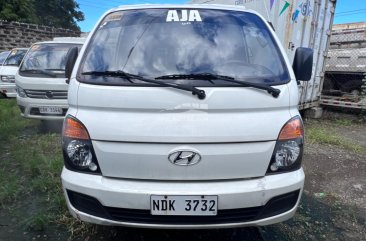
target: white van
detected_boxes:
[0,48,28,98]
[61,5,313,228]
[16,38,84,119]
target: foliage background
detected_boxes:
[0,0,84,31]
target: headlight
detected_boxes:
[1,75,15,83]
[62,116,101,174]
[267,116,304,174]
[16,87,27,98]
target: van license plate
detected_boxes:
[39,106,63,114]
[150,195,218,216]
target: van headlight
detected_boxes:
[16,87,27,98]
[267,116,304,174]
[62,116,101,174]
[1,75,15,83]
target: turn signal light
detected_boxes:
[63,117,90,140]
[278,117,304,140]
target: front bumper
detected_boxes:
[62,168,305,228]
[17,96,68,120]
[0,83,16,98]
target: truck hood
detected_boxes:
[71,83,293,180]
[0,66,19,76]
[15,74,68,91]
[75,83,291,143]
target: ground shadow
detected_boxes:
[81,226,264,241]
[38,120,63,134]
[260,193,366,241]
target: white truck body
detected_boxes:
[61,4,310,228]
[191,0,336,110]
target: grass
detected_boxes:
[305,121,366,153]
[0,98,33,142]
[0,99,31,204]
[0,99,73,232]
[22,211,52,231]
[334,118,354,127]
[305,112,366,153]
[0,168,21,203]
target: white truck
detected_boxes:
[61,4,313,228]
[0,48,28,98]
[15,38,84,120]
[192,0,336,112]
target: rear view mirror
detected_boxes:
[65,47,79,84]
[293,47,313,82]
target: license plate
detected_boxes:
[39,106,63,114]
[150,195,218,216]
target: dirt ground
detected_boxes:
[0,104,365,241]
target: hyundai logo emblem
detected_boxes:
[168,151,201,166]
[45,91,54,99]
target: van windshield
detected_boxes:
[3,49,27,66]
[19,43,82,78]
[79,9,290,86]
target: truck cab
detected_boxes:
[0,48,28,98]
[15,38,84,120]
[61,4,313,228]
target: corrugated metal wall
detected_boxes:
[191,0,336,109]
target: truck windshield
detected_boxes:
[0,51,10,65]
[20,43,82,78]
[3,49,27,66]
[79,9,290,86]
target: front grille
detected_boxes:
[67,190,300,225]
[25,89,68,99]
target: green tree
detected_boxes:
[0,0,84,31]
[0,0,36,22]
[33,0,84,31]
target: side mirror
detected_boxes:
[16,59,22,66]
[293,47,313,82]
[65,47,79,84]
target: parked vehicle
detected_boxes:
[0,51,10,65]
[192,0,336,111]
[15,38,84,120]
[321,22,366,109]
[61,4,313,228]
[0,48,28,98]
[0,51,10,97]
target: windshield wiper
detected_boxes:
[21,69,57,77]
[81,71,206,100]
[156,73,281,98]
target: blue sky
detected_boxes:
[76,0,366,32]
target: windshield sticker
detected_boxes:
[31,45,40,51]
[10,50,17,55]
[104,12,123,22]
[166,10,202,22]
